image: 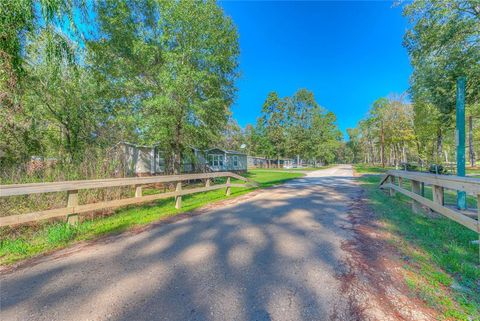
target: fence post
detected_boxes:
[226,177,231,196]
[398,177,403,188]
[432,185,444,206]
[175,182,182,209]
[411,180,422,213]
[135,185,143,198]
[205,178,211,187]
[456,77,467,210]
[66,190,79,225]
[389,176,395,196]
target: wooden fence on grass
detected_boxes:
[0,172,257,227]
[379,170,480,251]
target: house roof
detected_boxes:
[247,155,293,161]
[206,148,246,156]
[115,142,245,156]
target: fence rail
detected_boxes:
[379,170,480,237]
[0,172,257,227]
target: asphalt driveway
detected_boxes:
[0,165,359,321]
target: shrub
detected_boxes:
[428,164,448,174]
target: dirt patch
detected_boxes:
[337,188,440,321]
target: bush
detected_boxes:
[428,164,448,174]
[400,162,418,171]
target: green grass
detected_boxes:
[354,165,480,320]
[353,164,390,174]
[0,170,303,266]
[249,165,333,173]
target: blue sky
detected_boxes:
[219,1,412,137]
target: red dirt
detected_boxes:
[337,188,440,321]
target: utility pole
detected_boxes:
[456,77,467,210]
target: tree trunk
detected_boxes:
[469,115,475,167]
[369,141,375,166]
[173,122,182,175]
[380,122,385,168]
[436,128,442,164]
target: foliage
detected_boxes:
[403,0,480,114]
[250,89,342,164]
[0,0,240,175]
[217,117,246,151]
[0,0,84,164]
[90,0,239,173]
[346,95,416,166]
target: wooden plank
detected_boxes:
[389,176,395,196]
[135,185,143,198]
[229,183,251,188]
[382,183,479,233]
[175,182,182,209]
[379,174,390,187]
[66,190,79,225]
[226,177,231,196]
[0,184,230,227]
[411,180,422,213]
[432,185,444,206]
[386,170,480,196]
[228,172,259,187]
[0,207,74,227]
[67,190,79,207]
[0,172,251,197]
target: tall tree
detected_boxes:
[403,0,480,116]
[219,117,245,151]
[257,92,287,160]
[23,29,108,162]
[91,0,239,173]
[0,0,84,165]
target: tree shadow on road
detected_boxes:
[1,175,364,321]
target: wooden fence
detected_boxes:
[379,170,480,253]
[0,172,257,227]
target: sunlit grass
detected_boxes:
[249,165,333,172]
[354,165,479,320]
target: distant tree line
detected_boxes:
[345,0,480,168]
[218,89,343,166]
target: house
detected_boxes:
[113,142,164,176]
[206,148,247,172]
[247,156,294,169]
[247,156,268,168]
[113,143,247,176]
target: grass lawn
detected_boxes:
[0,170,303,266]
[354,165,480,320]
[249,165,334,172]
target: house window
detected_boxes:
[233,156,238,167]
[209,155,224,167]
